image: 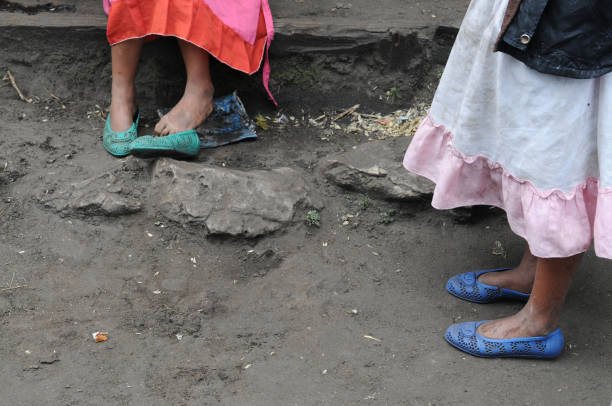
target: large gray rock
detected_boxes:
[41,157,147,216]
[151,159,317,237]
[320,138,434,200]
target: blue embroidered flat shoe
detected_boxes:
[444,321,564,359]
[103,108,140,157]
[446,268,530,304]
[129,130,200,158]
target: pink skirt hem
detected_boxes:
[404,114,612,259]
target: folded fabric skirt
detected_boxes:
[403,0,612,259]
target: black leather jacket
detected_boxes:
[497,0,612,79]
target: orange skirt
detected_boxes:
[106,0,269,76]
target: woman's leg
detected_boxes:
[110,39,143,132]
[155,40,214,136]
[478,253,582,339]
[478,243,538,293]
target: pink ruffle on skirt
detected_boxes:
[404,114,612,259]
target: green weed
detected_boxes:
[306,210,321,227]
[380,209,395,224]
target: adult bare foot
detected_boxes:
[478,244,537,294]
[154,84,214,136]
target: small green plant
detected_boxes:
[386,87,400,102]
[380,209,395,224]
[306,210,321,227]
[361,199,372,211]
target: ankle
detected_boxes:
[515,266,535,288]
[111,83,136,101]
[184,80,214,96]
[110,96,137,112]
[511,260,536,284]
[518,307,559,336]
[477,267,533,294]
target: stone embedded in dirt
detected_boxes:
[0,296,10,314]
[151,159,318,237]
[320,138,434,200]
[0,157,28,186]
[239,249,283,279]
[40,157,148,217]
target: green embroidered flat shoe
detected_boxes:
[102,109,140,157]
[129,130,200,158]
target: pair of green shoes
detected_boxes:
[102,109,201,158]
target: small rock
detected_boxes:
[0,296,10,314]
[320,138,434,200]
[39,353,60,365]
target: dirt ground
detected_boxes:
[0,0,468,30]
[1,1,612,405]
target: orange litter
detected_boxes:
[92,331,109,343]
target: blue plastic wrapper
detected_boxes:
[157,91,257,149]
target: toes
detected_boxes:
[164,124,179,136]
[161,119,178,136]
[154,118,168,137]
[154,120,164,136]
[476,322,493,337]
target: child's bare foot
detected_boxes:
[154,84,214,136]
[110,77,137,132]
[478,246,537,294]
[109,38,143,133]
[109,97,137,133]
[478,267,534,294]
[477,310,556,339]
[478,253,581,340]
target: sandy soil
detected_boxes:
[1,2,612,405]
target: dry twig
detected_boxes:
[45,88,61,102]
[5,70,33,103]
[332,104,360,121]
[1,272,27,291]
[0,285,28,292]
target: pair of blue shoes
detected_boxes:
[102,110,200,158]
[444,268,564,359]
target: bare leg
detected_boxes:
[478,243,538,294]
[110,39,143,132]
[478,253,582,339]
[155,40,214,136]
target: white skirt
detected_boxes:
[404,0,612,259]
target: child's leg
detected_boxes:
[110,39,143,132]
[155,40,214,136]
[478,253,582,339]
[478,243,538,293]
